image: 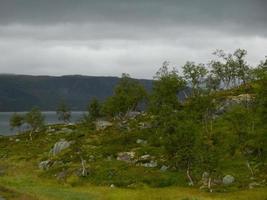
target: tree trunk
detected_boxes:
[186,165,194,186]
[208,177,212,192]
[80,157,87,176]
[246,160,254,177]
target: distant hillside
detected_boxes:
[0,74,153,111]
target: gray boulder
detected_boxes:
[39,160,52,170]
[51,139,72,156]
[160,165,169,172]
[126,111,141,118]
[136,139,147,145]
[223,175,235,185]
[95,120,113,131]
[117,152,135,163]
[249,182,261,189]
[141,160,158,168]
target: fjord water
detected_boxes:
[0,111,85,136]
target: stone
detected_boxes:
[160,165,169,172]
[141,160,157,168]
[139,154,151,161]
[249,182,261,189]
[136,139,147,145]
[126,111,141,118]
[138,122,152,129]
[50,139,72,156]
[47,126,56,133]
[117,152,135,163]
[95,120,113,131]
[15,138,20,142]
[223,175,235,185]
[39,160,52,170]
[110,184,115,188]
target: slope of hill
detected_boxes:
[0,74,153,111]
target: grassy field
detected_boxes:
[0,122,266,200]
[0,174,267,200]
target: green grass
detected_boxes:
[0,174,267,200]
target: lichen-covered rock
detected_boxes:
[216,94,254,115]
[160,165,169,172]
[139,154,151,161]
[39,160,52,170]
[223,175,235,185]
[249,182,262,189]
[126,111,141,118]
[50,139,72,156]
[117,152,135,163]
[136,139,147,145]
[95,120,113,131]
[141,160,158,168]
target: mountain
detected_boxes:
[0,74,153,111]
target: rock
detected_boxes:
[50,139,72,156]
[39,160,52,170]
[141,160,157,168]
[110,184,115,188]
[15,138,20,142]
[160,165,169,172]
[138,122,152,129]
[249,182,261,189]
[47,126,56,133]
[136,139,147,145]
[139,154,151,161]
[216,94,254,115]
[95,120,113,131]
[223,175,235,185]
[117,152,135,163]
[126,111,141,118]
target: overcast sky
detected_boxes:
[0,0,266,79]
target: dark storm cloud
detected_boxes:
[0,0,266,35]
[0,0,266,78]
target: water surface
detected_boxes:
[0,111,85,136]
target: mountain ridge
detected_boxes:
[0,74,153,111]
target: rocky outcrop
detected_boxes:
[136,139,147,145]
[50,139,72,156]
[223,175,235,185]
[95,120,113,131]
[39,160,52,170]
[117,152,135,163]
[216,94,254,115]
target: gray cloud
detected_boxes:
[0,0,266,78]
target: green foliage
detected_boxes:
[56,100,71,123]
[149,62,185,114]
[210,49,251,89]
[87,98,102,120]
[182,61,208,94]
[9,113,24,131]
[103,73,147,117]
[25,107,45,132]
